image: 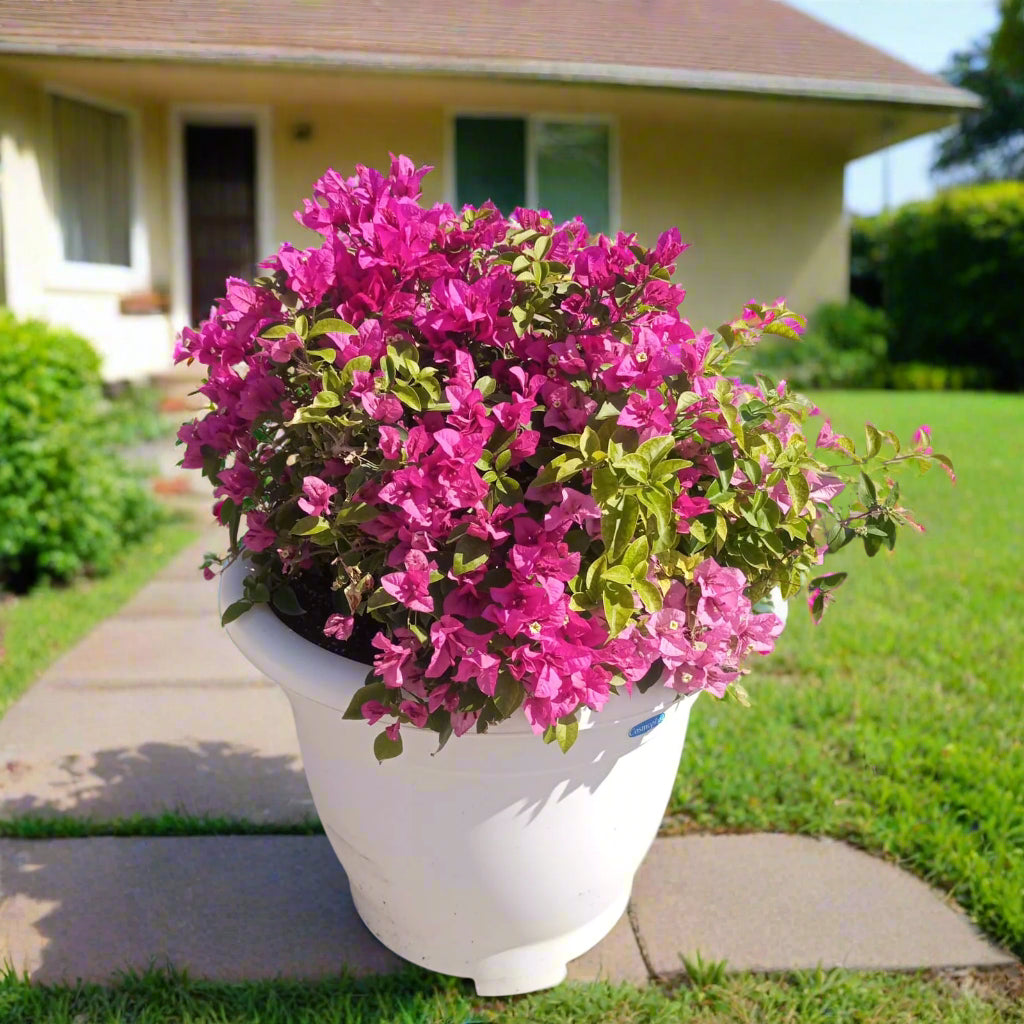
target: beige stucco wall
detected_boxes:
[0,69,175,380]
[1,59,850,378]
[266,103,846,333]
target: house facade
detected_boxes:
[0,0,975,379]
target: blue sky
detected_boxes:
[784,0,1001,213]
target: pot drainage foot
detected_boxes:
[472,959,568,997]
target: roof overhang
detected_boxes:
[0,41,981,112]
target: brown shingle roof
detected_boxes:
[0,0,977,108]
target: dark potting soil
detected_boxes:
[269,570,378,667]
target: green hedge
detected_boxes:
[0,312,163,592]
[855,183,1024,390]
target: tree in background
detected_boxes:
[933,0,1024,183]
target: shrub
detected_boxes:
[0,312,163,591]
[746,299,890,389]
[177,156,951,755]
[869,183,1024,389]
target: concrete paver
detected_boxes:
[119,578,220,618]
[39,616,264,688]
[631,834,1016,974]
[0,687,313,823]
[0,836,647,986]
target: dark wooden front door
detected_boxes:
[185,124,256,326]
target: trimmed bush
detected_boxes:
[0,312,163,591]
[863,183,1024,390]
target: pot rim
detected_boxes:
[218,553,693,736]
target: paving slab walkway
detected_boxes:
[0,834,1014,986]
[0,497,1017,986]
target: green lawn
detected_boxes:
[0,520,198,716]
[2,964,1021,1024]
[669,391,1024,958]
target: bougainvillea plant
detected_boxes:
[176,155,953,760]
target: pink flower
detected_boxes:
[674,494,711,533]
[298,476,337,517]
[323,613,354,641]
[371,632,420,689]
[380,550,435,613]
[361,700,390,725]
[400,699,429,728]
[243,511,278,552]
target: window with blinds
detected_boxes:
[455,116,611,235]
[52,95,132,266]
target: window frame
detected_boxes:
[446,110,620,235]
[44,84,149,293]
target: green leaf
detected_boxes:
[602,564,634,586]
[858,471,878,507]
[580,426,601,458]
[260,324,294,339]
[865,423,882,459]
[555,457,585,482]
[636,435,676,468]
[343,681,390,719]
[291,515,330,536]
[786,473,810,513]
[453,535,490,576]
[635,580,663,612]
[655,458,691,481]
[474,375,496,398]
[307,347,337,363]
[309,317,358,337]
[366,587,397,612]
[391,381,422,410]
[313,390,340,408]
[644,488,677,552]
[635,661,664,694]
[602,581,634,638]
[271,585,305,616]
[602,495,640,561]
[220,598,252,626]
[761,319,802,342]
[591,465,618,505]
[725,682,752,707]
[294,313,309,338]
[373,729,403,762]
[554,715,579,754]
[554,433,583,450]
[334,503,379,525]
[622,535,650,572]
[618,454,649,482]
[809,571,847,593]
[493,672,524,718]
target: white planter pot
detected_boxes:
[220,558,781,995]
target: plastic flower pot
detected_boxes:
[221,556,787,995]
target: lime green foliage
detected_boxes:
[0,311,167,590]
[854,184,1024,389]
[747,299,890,389]
[0,521,196,716]
[1,965,1020,1024]
[670,391,1024,958]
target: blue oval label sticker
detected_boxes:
[629,713,665,738]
